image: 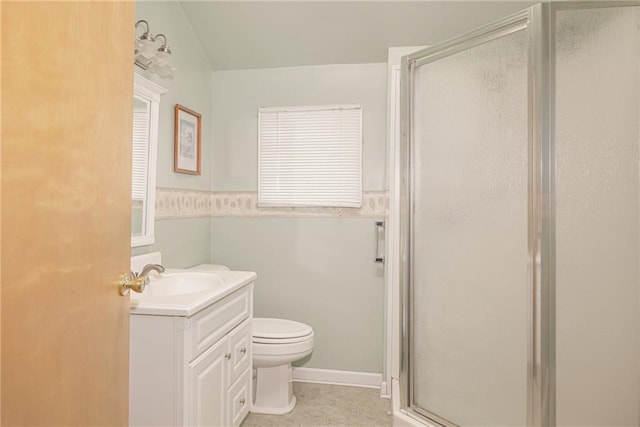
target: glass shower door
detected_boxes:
[402,3,640,426]
[406,15,530,426]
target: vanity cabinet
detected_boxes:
[130,283,254,427]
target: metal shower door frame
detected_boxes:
[399,2,640,426]
[399,4,552,426]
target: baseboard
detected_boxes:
[380,381,391,398]
[292,367,383,389]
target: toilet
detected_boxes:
[185,262,314,415]
[251,318,314,415]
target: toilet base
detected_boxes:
[252,396,296,415]
[252,363,296,414]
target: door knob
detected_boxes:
[119,264,165,296]
[119,272,147,296]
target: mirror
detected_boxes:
[131,74,167,247]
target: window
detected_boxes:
[258,104,362,207]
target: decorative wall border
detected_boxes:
[155,187,388,219]
[155,187,212,219]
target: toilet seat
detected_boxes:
[253,318,313,344]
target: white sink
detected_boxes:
[129,270,257,316]
[145,272,225,297]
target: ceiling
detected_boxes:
[179,1,535,71]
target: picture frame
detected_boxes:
[174,104,202,175]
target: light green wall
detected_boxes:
[211,63,388,192]
[211,217,385,373]
[210,64,388,374]
[130,11,388,374]
[133,1,212,264]
[132,218,211,267]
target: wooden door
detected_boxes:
[2,1,134,424]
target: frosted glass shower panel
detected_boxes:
[555,6,640,426]
[411,29,528,426]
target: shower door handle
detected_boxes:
[375,221,385,264]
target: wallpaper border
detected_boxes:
[155,188,388,219]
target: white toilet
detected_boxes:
[251,318,314,415]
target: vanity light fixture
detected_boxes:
[134,20,175,78]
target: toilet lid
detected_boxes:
[253,318,313,340]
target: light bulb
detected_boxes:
[147,57,160,70]
[156,51,169,67]
[141,45,157,59]
[158,64,175,78]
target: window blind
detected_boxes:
[258,104,362,207]
[132,107,149,202]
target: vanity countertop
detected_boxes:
[129,269,256,317]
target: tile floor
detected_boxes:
[241,382,392,427]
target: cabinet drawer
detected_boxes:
[188,287,250,361]
[227,369,251,427]
[227,318,252,386]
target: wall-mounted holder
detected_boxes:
[375,220,385,264]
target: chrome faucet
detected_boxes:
[119,263,165,296]
[139,263,166,278]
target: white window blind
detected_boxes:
[258,104,362,207]
[132,107,149,202]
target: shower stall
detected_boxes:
[396,2,640,426]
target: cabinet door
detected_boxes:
[188,337,227,426]
[227,318,252,385]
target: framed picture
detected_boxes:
[174,104,202,175]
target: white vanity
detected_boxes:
[129,268,256,427]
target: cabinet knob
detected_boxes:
[225,353,232,360]
[240,347,247,354]
[239,398,246,406]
